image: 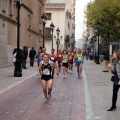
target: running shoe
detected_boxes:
[45,97,49,103]
[78,75,80,78]
[63,76,66,79]
[48,92,52,100]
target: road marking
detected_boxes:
[83,66,95,120]
[95,117,101,119]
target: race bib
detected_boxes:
[62,60,67,63]
[78,57,82,61]
[58,55,61,57]
[51,57,54,60]
[43,69,50,75]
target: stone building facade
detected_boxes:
[45,0,75,52]
[0,0,46,68]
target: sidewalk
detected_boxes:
[0,63,37,94]
[84,61,120,120]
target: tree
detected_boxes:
[85,0,120,44]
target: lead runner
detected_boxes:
[37,53,58,103]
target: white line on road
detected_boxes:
[83,67,95,120]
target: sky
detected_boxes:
[75,0,91,41]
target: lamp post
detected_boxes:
[50,22,55,49]
[14,0,22,77]
[56,28,60,52]
[41,13,47,47]
[95,22,101,64]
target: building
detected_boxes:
[45,0,75,53]
[0,0,46,68]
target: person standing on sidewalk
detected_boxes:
[29,47,36,67]
[74,49,84,78]
[37,53,58,103]
[13,48,17,66]
[102,46,109,72]
[22,46,28,69]
[108,51,120,111]
[62,50,68,79]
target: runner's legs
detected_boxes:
[41,80,47,98]
[79,64,83,77]
[47,79,53,93]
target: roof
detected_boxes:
[45,3,66,8]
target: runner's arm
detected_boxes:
[37,62,42,75]
[74,54,77,60]
[51,62,58,75]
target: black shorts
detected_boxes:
[68,61,73,64]
[58,61,62,64]
[41,75,53,81]
[62,63,68,68]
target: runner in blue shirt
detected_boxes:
[35,49,41,66]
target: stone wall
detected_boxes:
[0,0,46,68]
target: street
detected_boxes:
[0,61,120,120]
[0,63,85,120]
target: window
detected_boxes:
[2,0,7,13]
[46,13,51,20]
[39,6,42,23]
[0,0,2,11]
[28,0,32,9]
[13,3,17,18]
[45,27,52,38]
[68,22,70,29]
[28,14,32,28]
[9,0,13,17]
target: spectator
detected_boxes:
[102,46,109,72]
[22,46,28,69]
[13,48,17,66]
[29,47,36,67]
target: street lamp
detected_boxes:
[50,22,55,49]
[14,0,22,77]
[95,22,101,64]
[41,13,47,47]
[56,28,60,52]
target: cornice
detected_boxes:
[28,28,39,36]
[22,4,33,14]
[0,14,17,25]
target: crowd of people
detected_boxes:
[12,46,120,112]
[13,47,84,103]
[36,47,84,103]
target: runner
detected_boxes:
[35,49,41,78]
[49,48,57,77]
[35,49,41,67]
[74,49,84,78]
[57,49,62,71]
[40,47,47,60]
[37,53,58,103]
[62,50,68,79]
[49,48,57,63]
[68,49,74,73]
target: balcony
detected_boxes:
[45,34,52,40]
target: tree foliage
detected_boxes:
[85,0,120,42]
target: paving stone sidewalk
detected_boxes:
[84,61,120,120]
